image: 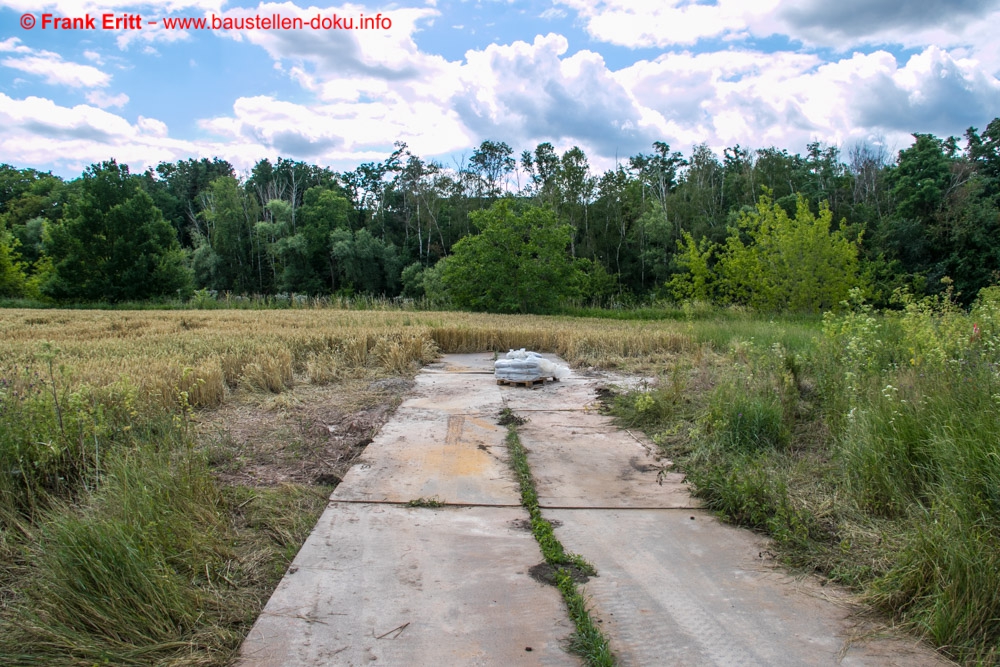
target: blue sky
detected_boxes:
[1,0,999,179]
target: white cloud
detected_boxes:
[1,50,111,88]
[199,89,471,160]
[185,1,469,160]
[0,92,263,175]
[451,34,648,157]
[554,0,778,47]
[614,45,1000,158]
[554,0,1000,76]
[777,0,1000,44]
[0,37,32,54]
[85,90,129,108]
[137,115,168,136]
[214,2,442,78]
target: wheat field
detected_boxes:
[0,308,694,412]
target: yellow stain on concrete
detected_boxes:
[400,414,499,479]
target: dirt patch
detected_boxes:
[509,518,562,532]
[629,457,659,473]
[528,562,592,585]
[594,385,616,408]
[496,408,528,427]
[368,377,415,394]
[195,377,411,488]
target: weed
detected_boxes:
[406,497,445,508]
[503,424,610,665]
[557,568,615,667]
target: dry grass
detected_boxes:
[0,309,694,414]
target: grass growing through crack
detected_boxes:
[500,410,614,667]
[406,496,445,508]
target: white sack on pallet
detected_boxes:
[495,349,570,380]
[505,348,543,360]
[494,358,540,381]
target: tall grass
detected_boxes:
[611,286,1000,665]
[0,364,329,665]
[3,445,228,665]
[0,377,239,666]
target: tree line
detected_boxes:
[1,118,998,312]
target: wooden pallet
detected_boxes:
[495,376,557,387]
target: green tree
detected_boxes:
[966,118,1000,185]
[194,176,263,292]
[43,160,190,301]
[329,227,400,294]
[145,157,234,247]
[935,173,1000,301]
[442,201,581,313]
[590,164,644,291]
[669,143,726,244]
[714,191,862,312]
[467,140,515,201]
[891,134,952,223]
[667,231,716,302]
[400,261,427,298]
[283,186,352,293]
[0,230,28,297]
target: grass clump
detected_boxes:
[496,406,528,427]
[705,385,789,455]
[1,444,232,665]
[501,416,612,666]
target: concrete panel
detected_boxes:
[518,405,699,510]
[500,378,601,413]
[402,371,505,414]
[333,407,519,506]
[548,508,948,667]
[239,504,575,666]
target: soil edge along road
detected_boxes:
[237,353,949,666]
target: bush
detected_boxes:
[669,191,863,313]
[441,201,583,313]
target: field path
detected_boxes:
[236,353,948,666]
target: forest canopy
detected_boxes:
[2,118,999,312]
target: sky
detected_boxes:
[1,0,999,179]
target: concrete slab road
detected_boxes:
[238,353,949,667]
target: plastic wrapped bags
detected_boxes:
[494,349,570,382]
